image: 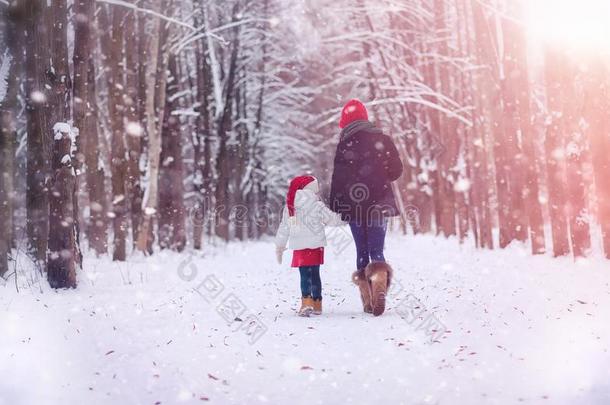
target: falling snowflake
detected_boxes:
[454,178,471,193]
[269,16,280,27]
[30,90,47,104]
[126,122,144,137]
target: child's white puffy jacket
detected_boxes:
[275,188,345,250]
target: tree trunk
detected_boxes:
[136,4,168,252]
[158,54,186,251]
[500,12,528,245]
[47,0,79,288]
[214,5,241,242]
[85,58,108,255]
[0,130,8,275]
[411,10,438,235]
[72,0,88,229]
[193,14,213,250]
[544,48,571,257]
[561,62,591,257]
[463,0,493,249]
[422,49,443,235]
[48,125,78,288]
[74,0,107,255]
[232,80,249,241]
[124,9,143,244]
[454,0,471,243]
[472,1,510,249]
[433,0,457,238]
[0,6,23,276]
[24,0,50,264]
[0,127,10,275]
[504,0,545,254]
[0,122,10,275]
[584,59,610,259]
[499,0,546,254]
[104,6,128,260]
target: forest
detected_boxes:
[1,0,610,289]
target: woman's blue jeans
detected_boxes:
[349,218,387,270]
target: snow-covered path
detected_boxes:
[2,233,610,405]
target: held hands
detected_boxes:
[275,246,286,265]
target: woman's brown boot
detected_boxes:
[352,270,373,313]
[365,262,393,316]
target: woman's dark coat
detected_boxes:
[329,120,404,223]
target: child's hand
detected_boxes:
[275,246,286,264]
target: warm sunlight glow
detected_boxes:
[526,0,610,52]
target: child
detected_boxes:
[275,175,345,317]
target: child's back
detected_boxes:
[274,176,344,316]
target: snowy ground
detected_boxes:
[2,231,610,405]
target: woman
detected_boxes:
[329,99,404,316]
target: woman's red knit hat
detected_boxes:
[287,175,316,217]
[339,99,368,129]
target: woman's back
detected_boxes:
[330,121,403,223]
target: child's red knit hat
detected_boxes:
[339,99,368,129]
[287,175,316,217]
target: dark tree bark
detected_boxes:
[0,122,10,275]
[454,0,471,243]
[24,0,51,264]
[561,63,591,257]
[500,17,528,245]
[0,143,8,275]
[433,0,457,238]
[72,0,89,211]
[544,48,571,257]
[103,6,128,261]
[193,12,213,250]
[136,9,169,254]
[505,1,546,255]
[48,0,71,149]
[0,127,10,275]
[158,54,186,251]
[414,43,437,235]
[462,0,492,249]
[85,58,108,255]
[245,0,270,240]
[48,126,78,288]
[500,0,545,254]
[422,44,443,235]
[472,1,510,249]
[74,0,107,255]
[584,59,610,259]
[0,5,23,276]
[214,5,241,241]
[47,0,79,288]
[124,9,143,244]
[232,78,248,241]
